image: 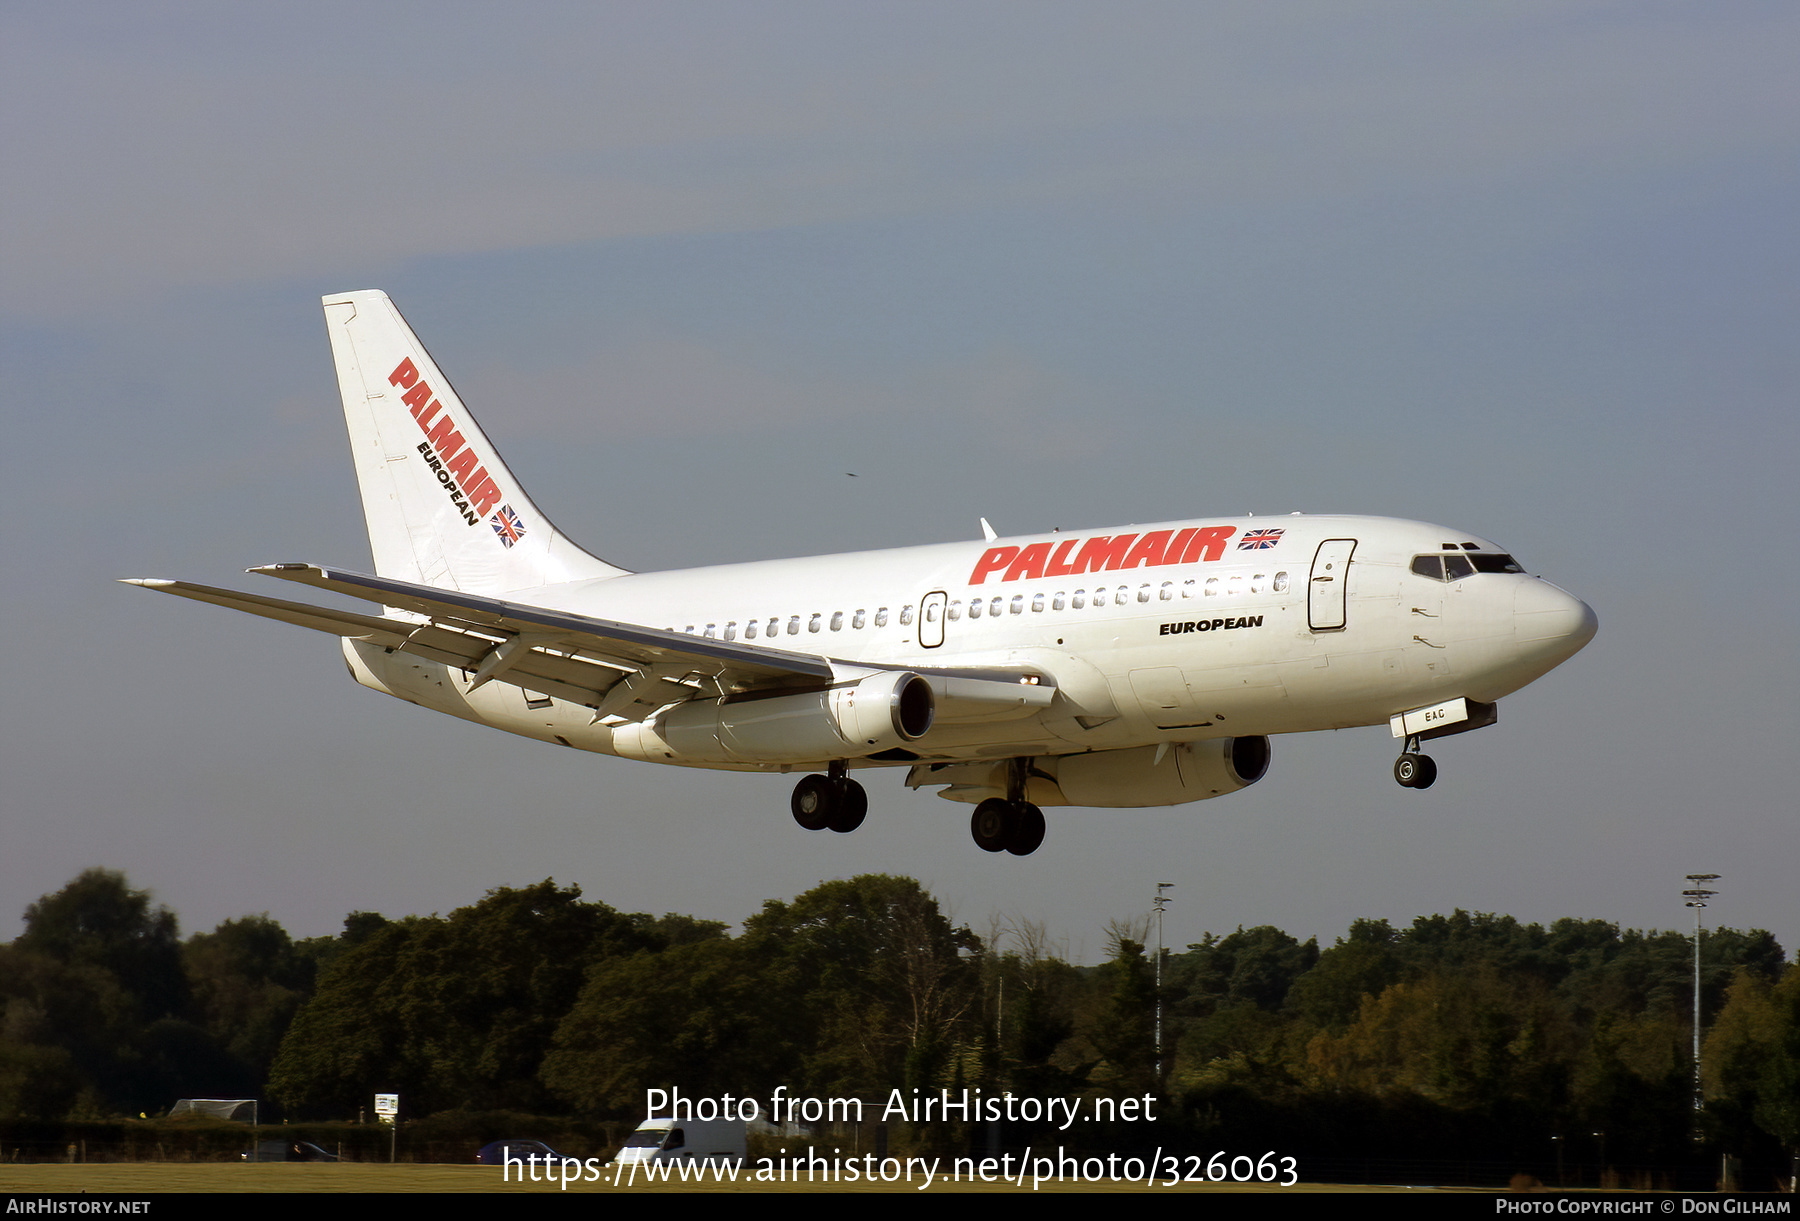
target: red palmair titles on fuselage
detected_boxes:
[967,525,1239,586]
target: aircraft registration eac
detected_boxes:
[126,291,1598,856]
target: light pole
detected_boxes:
[1683,873,1719,1131]
[1154,882,1173,1084]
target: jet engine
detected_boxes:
[1054,737,1270,806]
[914,736,1270,807]
[659,671,935,764]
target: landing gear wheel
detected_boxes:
[1005,802,1046,856]
[791,774,836,830]
[971,798,1015,852]
[828,780,868,833]
[1393,753,1437,789]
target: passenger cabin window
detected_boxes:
[853,609,866,628]
[899,605,914,625]
[1053,592,1066,610]
[745,621,758,639]
[808,614,822,633]
[724,622,737,641]
[1204,578,1219,596]
[1273,571,1290,592]
[968,598,983,618]
[704,624,716,638]
[1032,593,1045,612]
[787,616,801,635]
[876,607,889,627]
[1159,582,1173,601]
[830,611,844,631]
[1072,590,1087,609]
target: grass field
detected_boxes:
[0,1162,1457,1193]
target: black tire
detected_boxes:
[828,779,868,833]
[791,774,835,830]
[1006,802,1046,856]
[1393,755,1420,787]
[971,798,1014,852]
[1411,755,1438,790]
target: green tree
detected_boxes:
[185,914,314,1094]
[542,936,775,1114]
[269,881,661,1117]
[1088,937,1156,1093]
[19,868,188,1023]
[1706,967,1800,1157]
[742,875,979,1100]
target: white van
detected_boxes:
[613,1117,746,1167]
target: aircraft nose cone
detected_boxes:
[1513,579,1598,663]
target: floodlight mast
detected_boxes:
[1682,873,1720,1133]
[1154,882,1173,1085]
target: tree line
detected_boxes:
[2,867,1794,1182]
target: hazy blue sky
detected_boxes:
[4,3,1794,961]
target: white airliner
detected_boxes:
[127,291,1597,855]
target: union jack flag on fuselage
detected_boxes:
[490,504,527,548]
[1238,528,1284,550]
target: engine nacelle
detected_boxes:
[912,736,1270,807]
[1058,741,1274,806]
[1055,737,1269,807]
[659,671,935,764]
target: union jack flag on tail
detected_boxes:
[490,505,527,548]
[1238,528,1284,550]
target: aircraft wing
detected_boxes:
[125,565,1054,724]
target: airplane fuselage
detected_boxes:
[343,512,1594,776]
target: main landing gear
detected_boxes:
[791,761,867,834]
[1393,735,1438,790]
[969,758,1047,856]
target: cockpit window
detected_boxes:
[1413,552,1523,581]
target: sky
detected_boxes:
[3,2,1795,964]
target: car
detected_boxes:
[476,1139,566,1167]
[244,1140,338,1162]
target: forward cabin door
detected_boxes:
[919,590,947,648]
[1308,539,1357,631]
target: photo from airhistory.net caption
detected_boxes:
[511,1086,1296,1190]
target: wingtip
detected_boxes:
[120,578,174,588]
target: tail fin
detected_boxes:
[322,290,628,593]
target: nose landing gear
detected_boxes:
[1393,735,1438,789]
[791,762,868,833]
